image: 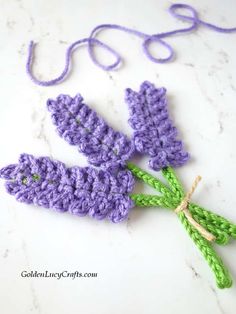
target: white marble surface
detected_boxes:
[0,0,236,313]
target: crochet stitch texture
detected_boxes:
[1,81,236,289]
[0,154,134,222]
[47,93,135,171]
[125,81,189,170]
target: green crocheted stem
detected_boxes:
[178,211,232,288]
[188,208,230,245]
[161,167,236,241]
[131,194,231,245]
[130,194,173,209]
[161,166,184,200]
[127,162,173,199]
[129,164,236,241]
[128,163,235,289]
[189,203,236,239]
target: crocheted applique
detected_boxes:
[1,81,236,290]
[0,154,134,222]
[125,81,189,170]
[47,93,135,171]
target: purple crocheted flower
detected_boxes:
[0,154,135,222]
[47,94,135,170]
[125,81,189,170]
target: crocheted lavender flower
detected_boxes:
[125,81,189,170]
[47,94,135,170]
[0,154,135,222]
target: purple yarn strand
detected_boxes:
[26,3,236,86]
[0,154,135,222]
[26,38,122,86]
[169,3,236,34]
[125,81,189,171]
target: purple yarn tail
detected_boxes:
[26,3,236,86]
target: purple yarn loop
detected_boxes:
[26,3,236,86]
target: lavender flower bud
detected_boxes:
[47,94,135,170]
[125,81,189,170]
[0,154,135,222]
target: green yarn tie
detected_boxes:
[127,162,236,289]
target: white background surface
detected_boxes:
[0,0,236,313]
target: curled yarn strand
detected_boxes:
[26,3,236,86]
